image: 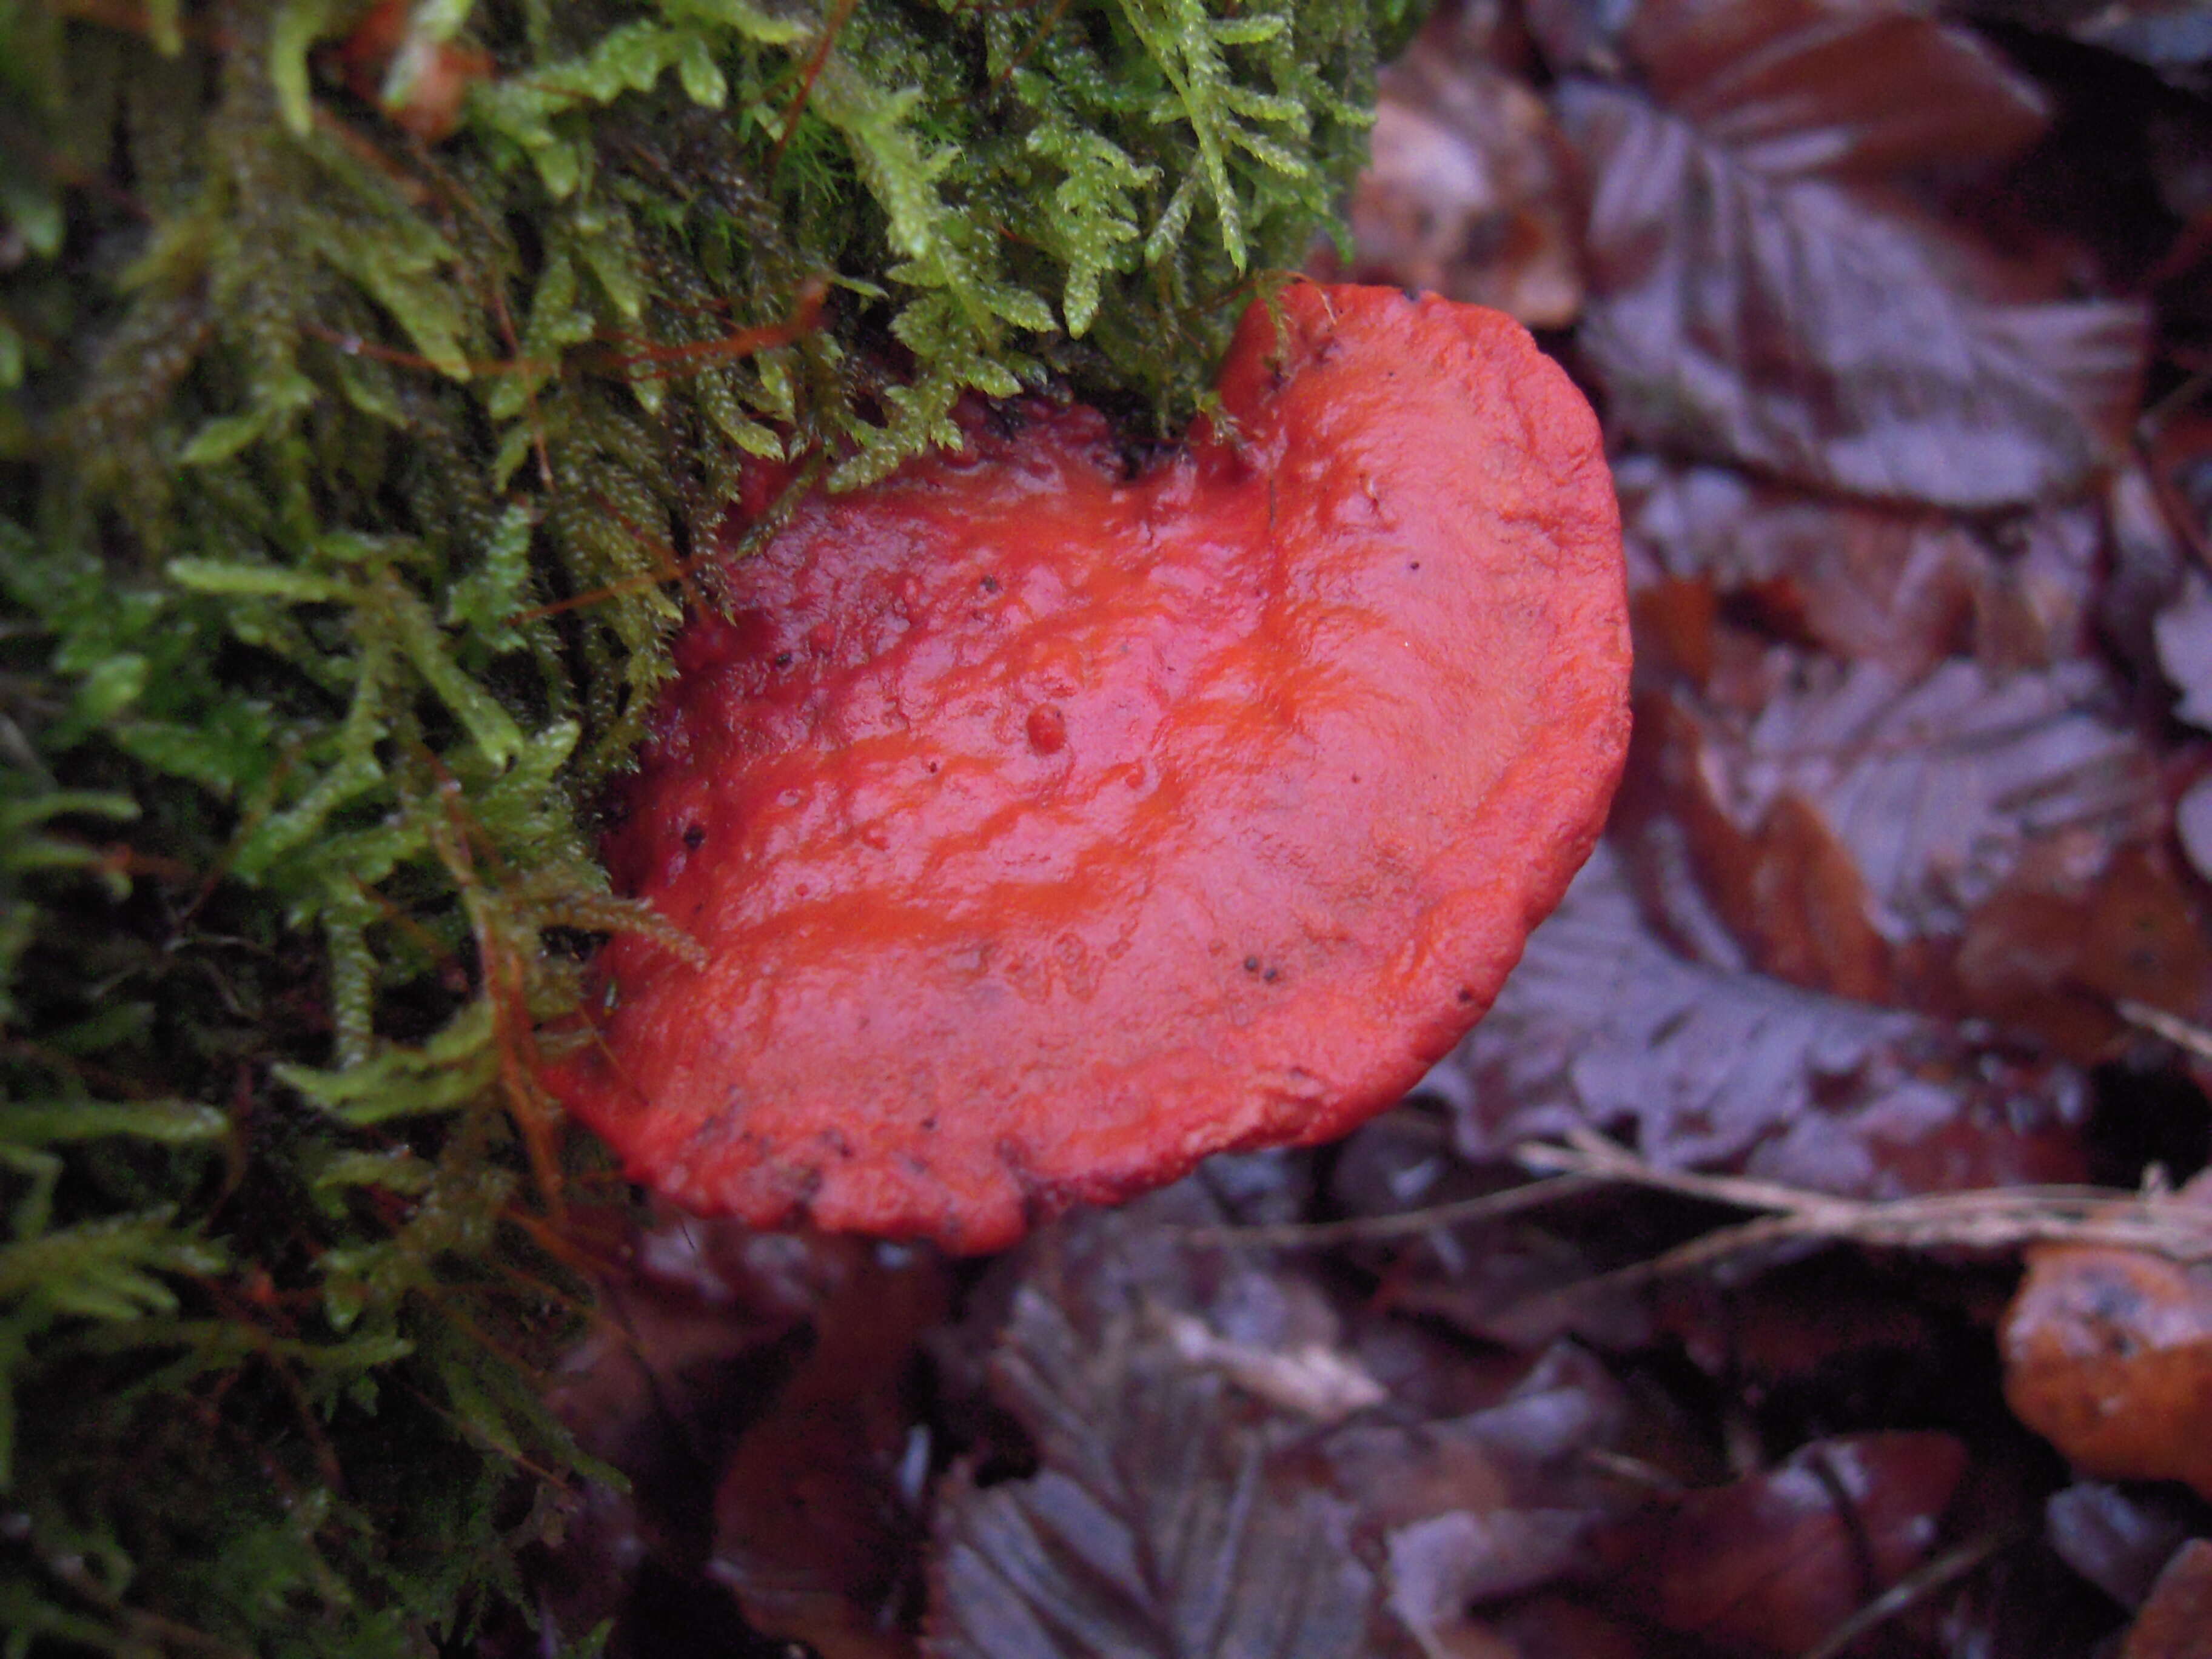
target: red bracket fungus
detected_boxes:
[545,284,1631,1252]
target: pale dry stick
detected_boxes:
[1513,1130,2212,1288]
[2118,997,2212,1064]
[1171,1173,1600,1248]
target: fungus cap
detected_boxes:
[546,285,1631,1252]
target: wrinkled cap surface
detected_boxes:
[546,284,1631,1251]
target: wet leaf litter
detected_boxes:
[531,0,2212,1653]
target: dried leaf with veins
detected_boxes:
[1590,1433,1968,1655]
[1641,655,2162,976]
[1530,0,2055,171]
[1617,457,2101,674]
[1432,843,2090,1195]
[927,1204,1387,1659]
[1544,0,2148,505]
[1326,1343,1637,1652]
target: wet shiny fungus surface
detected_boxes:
[544,285,1631,1252]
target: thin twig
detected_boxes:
[2119,998,2212,1063]
[1797,1527,2020,1659]
[1516,1131,2212,1272]
[768,0,859,178]
[993,0,1076,89]
[1171,1174,1598,1248]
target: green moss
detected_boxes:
[0,0,1413,1648]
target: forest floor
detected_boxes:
[520,2,2212,1654]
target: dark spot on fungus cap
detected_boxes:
[545,284,1631,1253]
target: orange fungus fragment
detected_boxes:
[544,285,1632,1251]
